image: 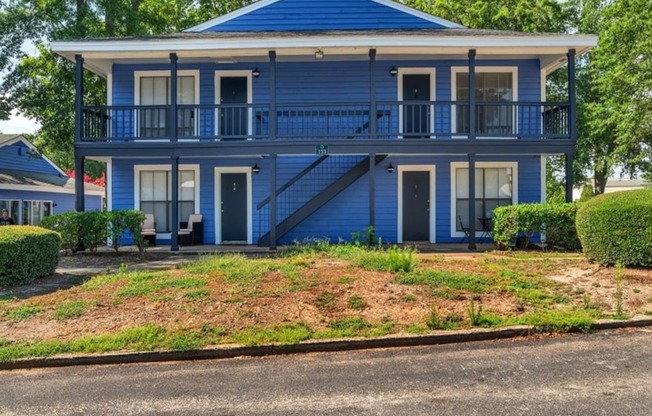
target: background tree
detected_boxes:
[0,0,254,176]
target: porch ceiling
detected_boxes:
[51,29,597,77]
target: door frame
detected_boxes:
[214,70,254,139]
[397,165,436,243]
[214,166,253,244]
[397,68,436,139]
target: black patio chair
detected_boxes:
[458,215,471,244]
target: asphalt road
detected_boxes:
[1,329,652,415]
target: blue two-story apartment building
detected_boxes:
[51,0,596,250]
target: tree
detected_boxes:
[588,0,652,184]
[0,0,254,174]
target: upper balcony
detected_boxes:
[80,100,570,142]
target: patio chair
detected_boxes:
[179,214,203,246]
[141,213,156,246]
[458,216,471,244]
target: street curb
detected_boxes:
[2,318,651,371]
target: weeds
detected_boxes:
[5,305,45,321]
[614,262,628,319]
[347,295,366,310]
[53,300,89,320]
[425,305,463,330]
[315,291,337,310]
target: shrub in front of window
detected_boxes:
[576,189,652,266]
[109,210,146,253]
[0,226,61,286]
[492,203,580,250]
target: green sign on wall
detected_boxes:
[316,144,329,155]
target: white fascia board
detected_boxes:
[51,35,598,56]
[0,135,68,177]
[184,0,281,32]
[370,0,464,28]
[0,184,105,196]
[184,0,464,32]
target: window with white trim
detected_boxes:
[455,167,513,230]
[139,170,195,233]
[455,72,515,135]
[21,200,52,226]
[138,75,196,138]
[0,200,21,224]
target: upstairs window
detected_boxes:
[454,70,516,136]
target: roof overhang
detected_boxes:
[52,32,597,77]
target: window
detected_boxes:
[139,170,196,233]
[455,167,513,231]
[0,200,21,224]
[21,201,52,226]
[454,70,516,135]
[136,73,197,138]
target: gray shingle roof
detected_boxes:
[0,134,22,146]
[71,28,598,42]
[0,168,104,193]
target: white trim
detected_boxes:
[449,161,518,238]
[451,66,518,139]
[106,159,113,211]
[0,184,104,196]
[51,35,598,56]
[214,70,254,139]
[134,70,201,139]
[397,165,436,244]
[214,167,253,245]
[540,155,547,204]
[184,0,464,32]
[397,68,436,138]
[370,0,464,28]
[107,72,113,105]
[184,0,281,32]
[133,164,201,239]
[0,135,67,177]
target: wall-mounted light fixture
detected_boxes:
[314,49,324,60]
[389,66,398,76]
[387,163,395,173]
[252,68,260,78]
[253,163,260,174]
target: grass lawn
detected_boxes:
[1,244,652,362]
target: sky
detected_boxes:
[0,40,40,135]
[0,110,40,134]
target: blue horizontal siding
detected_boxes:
[0,142,62,176]
[112,58,541,138]
[110,155,542,245]
[0,190,102,215]
[203,0,445,32]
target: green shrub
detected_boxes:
[576,189,652,266]
[41,210,147,254]
[492,203,580,250]
[0,226,61,286]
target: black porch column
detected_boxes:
[369,49,377,139]
[74,54,85,212]
[565,152,574,203]
[467,50,477,251]
[270,154,278,250]
[468,153,477,251]
[369,152,376,231]
[567,49,577,142]
[170,53,179,251]
[170,53,178,142]
[171,156,179,251]
[269,51,277,141]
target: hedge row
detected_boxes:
[0,226,61,287]
[40,210,147,253]
[492,203,581,250]
[576,189,652,266]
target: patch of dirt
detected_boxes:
[550,266,652,314]
[2,253,652,345]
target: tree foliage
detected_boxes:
[0,0,254,173]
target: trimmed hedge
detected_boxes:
[0,226,61,287]
[493,203,581,250]
[41,210,147,253]
[576,188,652,266]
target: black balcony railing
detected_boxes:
[80,101,571,142]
